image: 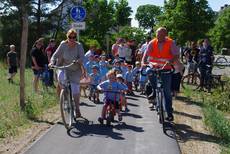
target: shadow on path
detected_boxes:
[175,96,203,107]
[127,102,139,107]
[80,102,96,107]
[122,112,143,119]
[173,110,202,120]
[172,123,220,144]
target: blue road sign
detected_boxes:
[70,6,86,22]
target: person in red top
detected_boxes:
[45,39,56,86]
[142,27,179,121]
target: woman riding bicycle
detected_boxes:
[49,28,85,118]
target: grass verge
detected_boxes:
[0,63,58,140]
[182,84,230,153]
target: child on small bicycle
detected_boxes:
[97,70,127,124]
[89,65,101,103]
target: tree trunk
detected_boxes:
[19,1,29,110]
[37,0,41,37]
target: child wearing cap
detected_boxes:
[97,70,127,124]
[89,65,101,103]
[125,65,134,96]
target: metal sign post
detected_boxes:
[70,5,86,42]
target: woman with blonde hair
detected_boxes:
[49,28,85,118]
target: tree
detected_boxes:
[114,0,133,32]
[19,0,29,110]
[82,0,116,47]
[135,4,162,30]
[209,7,230,52]
[159,0,215,45]
[116,26,146,43]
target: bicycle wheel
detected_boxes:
[60,89,73,129]
[181,73,200,90]
[156,90,164,124]
[215,57,227,69]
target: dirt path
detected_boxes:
[173,95,221,154]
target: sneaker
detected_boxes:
[88,96,91,101]
[98,117,104,124]
[118,114,122,121]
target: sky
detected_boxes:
[128,0,230,27]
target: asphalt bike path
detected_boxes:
[23,93,181,154]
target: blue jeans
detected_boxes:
[148,71,173,117]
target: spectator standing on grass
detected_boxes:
[6,44,18,83]
[184,41,200,74]
[45,39,56,86]
[31,38,47,93]
[198,38,214,90]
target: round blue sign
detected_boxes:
[70,6,86,22]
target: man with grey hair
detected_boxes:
[142,27,179,121]
[6,44,18,83]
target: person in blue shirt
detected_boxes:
[120,60,128,78]
[97,70,127,124]
[99,55,109,81]
[85,55,96,75]
[198,39,214,90]
[132,61,141,91]
[89,65,101,103]
[116,74,129,112]
[139,65,148,95]
[112,60,122,74]
[125,65,134,96]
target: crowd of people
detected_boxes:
[183,39,215,90]
[6,27,215,123]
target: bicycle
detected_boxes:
[99,90,123,126]
[50,61,78,129]
[215,55,229,69]
[182,64,224,92]
[147,62,174,132]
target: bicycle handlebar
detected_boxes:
[147,62,175,74]
[49,60,77,70]
[98,89,125,94]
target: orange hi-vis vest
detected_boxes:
[148,37,173,70]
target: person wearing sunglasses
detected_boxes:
[49,28,86,118]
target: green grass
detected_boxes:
[182,84,230,153]
[0,62,58,139]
